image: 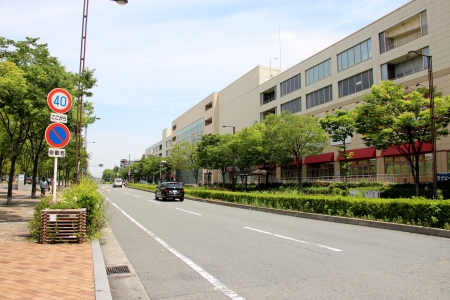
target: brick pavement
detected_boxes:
[0,186,95,300]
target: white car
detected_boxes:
[113,178,123,188]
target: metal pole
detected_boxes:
[75,0,89,183]
[429,56,437,198]
[52,157,57,203]
[128,154,131,184]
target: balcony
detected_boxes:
[386,31,422,52]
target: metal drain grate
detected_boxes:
[106,265,131,275]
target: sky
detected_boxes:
[1,0,411,178]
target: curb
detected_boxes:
[127,186,450,239]
[92,239,112,300]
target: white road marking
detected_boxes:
[134,195,141,198]
[176,208,202,216]
[244,227,343,252]
[148,200,160,204]
[105,197,245,300]
[124,192,130,195]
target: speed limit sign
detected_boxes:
[47,88,73,114]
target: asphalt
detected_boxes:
[1,183,448,300]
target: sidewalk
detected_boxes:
[0,186,98,300]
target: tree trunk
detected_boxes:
[296,159,302,191]
[31,158,39,198]
[6,155,18,205]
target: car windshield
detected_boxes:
[165,183,182,188]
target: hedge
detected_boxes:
[185,189,450,229]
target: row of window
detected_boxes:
[306,85,333,109]
[337,39,372,72]
[338,69,373,98]
[280,74,301,97]
[306,59,332,86]
[281,97,301,114]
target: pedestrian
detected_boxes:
[40,177,48,197]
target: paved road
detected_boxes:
[101,185,450,300]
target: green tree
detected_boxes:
[231,124,264,190]
[353,81,450,196]
[209,134,233,186]
[197,134,222,185]
[263,111,328,190]
[320,110,355,191]
[168,140,201,184]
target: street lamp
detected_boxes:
[408,50,436,198]
[270,57,278,78]
[74,1,127,183]
[222,125,236,190]
[160,160,167,184]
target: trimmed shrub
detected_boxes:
[29,179,108,242]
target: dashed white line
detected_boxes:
[124,192,130,195]
[134,195,141,198]
[105,197,245,300]
[148,200,160,204]
[176,208,202,216]
[244,227,343,252]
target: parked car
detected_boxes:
[113,178,123,188]
[155,182,184,201]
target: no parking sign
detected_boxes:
[45,123,71,148]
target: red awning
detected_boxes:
[381,142,432,156]
[337,148,376,161]
[304,152,334,164]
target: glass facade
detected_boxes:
[177,118,204,144]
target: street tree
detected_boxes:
[320,110,355,191]
[197,134,222,185]
[168,140,201,185]
[263,111,328,190]
[353,80,450,196]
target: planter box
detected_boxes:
[40,208,86,244]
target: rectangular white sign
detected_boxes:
[50,113,68,123]
[48,148,66,158]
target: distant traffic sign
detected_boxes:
[45,123,70,148]
[47,88,72,114]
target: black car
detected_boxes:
[155,182,184,201]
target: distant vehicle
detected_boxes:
[139,180,149,184]
[155,182,184,201]
[113,178,123,188]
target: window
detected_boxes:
[339,69,373,98]
[306,59,332,85]
[205,102,212,111]
[380,47,429,80]
[166,140,171,148]
[166,150,170,156]
[421,11,428,35]
[260,86,277,105]
[205,117,212,126]
[338,39,372,72]
[281,97,301,114]
[281,74,301,97]
[172,125,177,130]
[306,85,333,109]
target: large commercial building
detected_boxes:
[146,0,450,184]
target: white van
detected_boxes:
[113,178,123,188]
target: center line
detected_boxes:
[105,197,244,300]
[244,227,342,252]
[176,208,201,216]
[134,195,141,198]
[124,192,129,194]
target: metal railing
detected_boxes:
[387,31,422,51]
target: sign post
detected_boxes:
[46,88,72,203]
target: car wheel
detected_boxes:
[179,198,184,202]
[161,193,166,201]
[155,192,159,200]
